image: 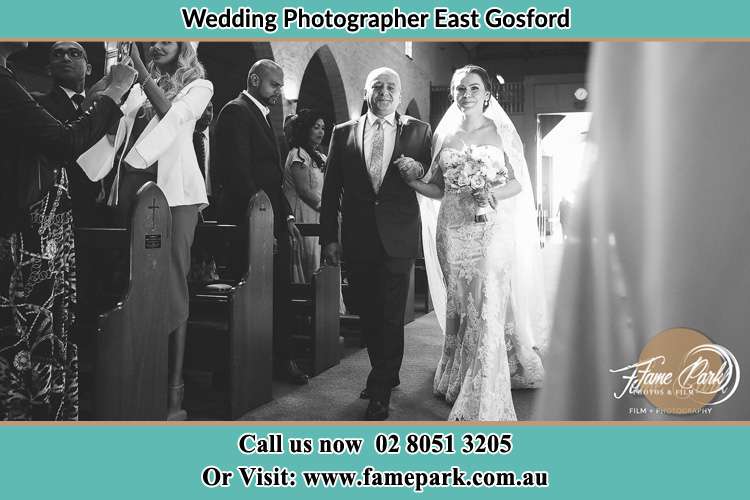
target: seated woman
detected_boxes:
[282,109,327,283]
[78,41,213,420]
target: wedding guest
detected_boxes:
[32,42,103,226]
[194,100,213,186]
[0,41,136,420]
[214,59,309,385]
[77,41,213,420]
[283,108,327,283]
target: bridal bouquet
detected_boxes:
[443,145,509,222]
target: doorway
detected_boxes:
[537,111,592,243]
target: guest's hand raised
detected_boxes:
[101,63,138,104]
[129,42,149,83]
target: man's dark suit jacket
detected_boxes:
[213,92,292,235]
[0,66,122,236]
[32,86,102,226]
[320,113,432,261]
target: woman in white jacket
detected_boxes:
[79,42,212,420]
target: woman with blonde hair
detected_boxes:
[78,41,213,420]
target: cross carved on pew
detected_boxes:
[148,198,159,230]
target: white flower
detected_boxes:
[470,176,486,190]
[457,172,470,187]
[442,149,462,167]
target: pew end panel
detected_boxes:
[75,181,171,420]
[187,190,274,419]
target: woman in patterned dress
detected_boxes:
[1,42,136,420]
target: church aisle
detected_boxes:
[239,310,543,421]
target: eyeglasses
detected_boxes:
[51,48,86,60]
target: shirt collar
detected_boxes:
[59,85,85,100]
[367,110,396,127]
[243,90,269,117]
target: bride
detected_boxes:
[406,65,548,421]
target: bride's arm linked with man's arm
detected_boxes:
[406,166,444,199]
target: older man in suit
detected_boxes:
[32,42,103,227]
[321,67,432,420]
[214,59,308,385]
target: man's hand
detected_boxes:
[288,220,302,251]
[471,188,491,207]
[100,63,138,104]
[323,242,343,266]
[395,155,424,183]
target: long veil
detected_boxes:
[418,97,550,349]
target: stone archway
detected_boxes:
[405,98,421,120]
[197,42,277,126]
[297,45,349,137]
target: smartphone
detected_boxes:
[104,41,132,73]
[117,42,132,62]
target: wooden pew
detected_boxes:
[290,223,341,376]
[186,190,274,419]
[75,181,171,420]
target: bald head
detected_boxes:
[248,59,281,80]
[365,67,401,89]
[246,59,284,106]
[364,67,402,118]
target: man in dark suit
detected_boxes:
[321,67,432,420]
[213,59,308,385]
[32,42,103,227]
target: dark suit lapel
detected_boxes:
[239,92,280,166]
[51,86,78,120]
[352,115,376,195]
[388,112,404,170]
[355,115,366,168]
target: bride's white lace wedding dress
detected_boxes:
[432,144,545,421]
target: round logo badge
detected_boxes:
[637,328,740,414]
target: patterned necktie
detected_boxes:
[369,118,384,193]
[71,94,85,116]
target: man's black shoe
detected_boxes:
[364,400,389,420]
[274,359,309,385]
[359,379,400,400]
